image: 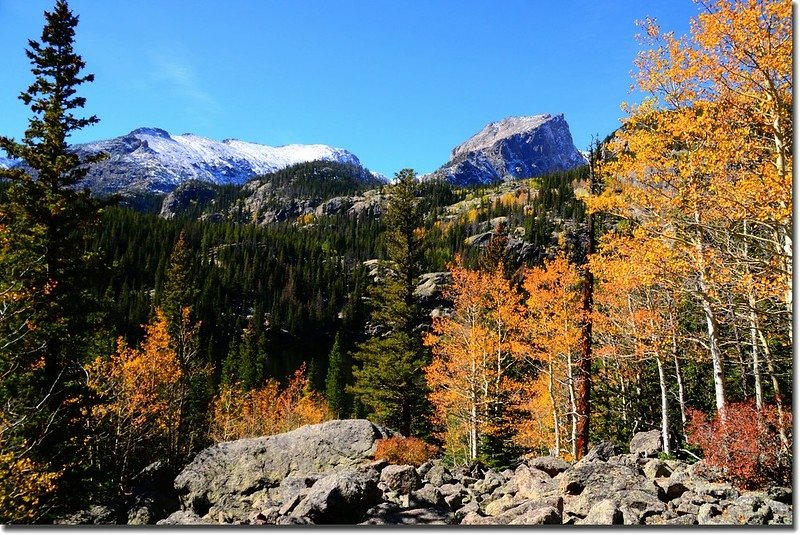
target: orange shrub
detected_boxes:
[374,437,438,467]
[209,363,330,442]
[687,402,792,490]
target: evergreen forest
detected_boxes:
[0,0,791,523]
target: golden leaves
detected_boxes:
[208,363,329,442]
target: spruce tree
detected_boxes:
[0,0,108,507]
[324,332,349,418]
[349,169,430,436]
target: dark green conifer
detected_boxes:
[0,0,108,507]
[324,332,349,418]
[349,169,431,436]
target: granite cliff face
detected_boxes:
[434,114,587,186]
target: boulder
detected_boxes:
[559,462,654,497]
[380,464,420,494]
[578,442,622,464]
[361,506,453,525]
[507,506,561,525]
[721,495,771,525]
[528,456,570,477]
[156,510,214,525]
[473,469,505,495]
[642,458,671,480]
[423,462,453,487]
[629,430,663,457]
[290,467,382,524]
[484,494,516,516]
[54,504,123,525]
[410,483,446,509]
[575,499,623,525]
[616,489,666,524]
[476,497,563,525]
[174,419,391,514]
[510,465,556,501]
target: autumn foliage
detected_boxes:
[209,364,329,442]
[86,309,183,487]
[687,402,791,490]
[424,264,529,464]
[374,437,438,467]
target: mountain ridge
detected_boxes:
[1,114,587,193]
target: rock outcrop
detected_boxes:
[172,419,392,519]
[433,114,587,186]
[150,422,793,526]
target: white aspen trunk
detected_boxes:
[470,401,478,462]
[694,213,726,417]
[771,107,792,343]
[618,364,628,425]
[566,352,577,459]
[743,221,763,410]
[655,355,670,455]
[547,359,560,456]
[669,314,688,441]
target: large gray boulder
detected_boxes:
[630,430,664,457]
[174,419,392,515]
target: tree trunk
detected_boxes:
[566,352,578,459]
[671,327,688,441]
[655,355,670,455]
[694,213,726,417]
[575,148,595,459]
[748,291,764,411]
[757,329,790,453]
[547,359,560,456]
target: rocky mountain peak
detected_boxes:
[434,113,587,186]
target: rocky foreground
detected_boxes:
[60,419,792,525]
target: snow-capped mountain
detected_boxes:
[432,114,587,186]
[63,127,365,194]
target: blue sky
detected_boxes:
[0,1,700,177]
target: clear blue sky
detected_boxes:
[0,1,700,177]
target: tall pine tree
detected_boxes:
[349,169,430,436]
[0,0,108,509]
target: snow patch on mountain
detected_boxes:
[71,128,365,194]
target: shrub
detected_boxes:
[374,437,438,467]
[209,363,329,442]
[687,402,792,490]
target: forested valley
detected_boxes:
[0,0,791,524]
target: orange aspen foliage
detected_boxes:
[587,0,792,417]
[85,309,183,485]
[424,265,529,464]
[209,363,329,442]
[518,254,583,458]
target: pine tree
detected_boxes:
[324,332,349,418]
[350,169,431,436]
[0,0,108,508]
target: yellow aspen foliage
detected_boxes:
[209,363,329,442]
[0,410,60,524]
[85,309,183,483]
[0,450,59,524]
[517,254,583,457]
[424,265,529,463]
[587,0,792,417]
